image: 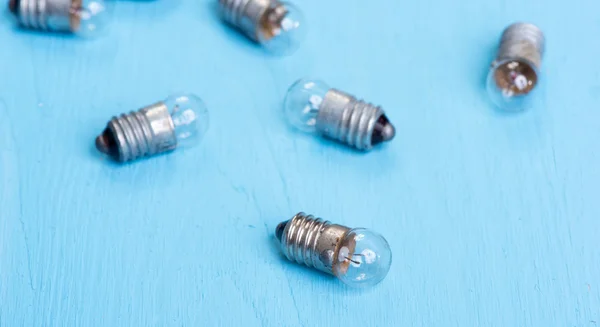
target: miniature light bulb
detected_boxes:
[284,78,396,150]
[9,0,108,36]
[486,23,545,111]
[95,93,209,162]
[218,0,306,55]
[276,212,392,288]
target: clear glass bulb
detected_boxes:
[333,228,392,288]
[258,2,306,55]
[486,58,540,112]
[283,78,330,133]
[70,0,108,37]
[164,93,210,149]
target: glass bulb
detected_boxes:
[486,58,540,112]
[70,0,108,37]
[283,78,330,133]
[163,93,210,149]
[333,228,392,288]
[258,2,306,55]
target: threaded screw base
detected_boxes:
[316,89,395,150]
[96,102,177,162]
[219,0,281,42]
[496,23,545,69]
[13,0,76,32]
[277,213,350,274]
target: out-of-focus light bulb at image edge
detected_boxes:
[218,0,307,55]
[9,0,109,37]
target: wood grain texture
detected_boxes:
[1,0,599,326]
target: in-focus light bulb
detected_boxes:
[276,212,392,288]
[95,93,209,162]
[218,0,306,55]
[486,23,545,111]
[9,0,108,37]
[284,78,396,151]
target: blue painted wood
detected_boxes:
[1,0,599,325]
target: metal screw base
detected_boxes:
[496,23,545,69]
[276,212,350,275]
[218,0,281,42]
[316,89,395,151]
[96,102,177,162]
[11,0,76,32]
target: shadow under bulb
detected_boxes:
[218,0,306,55]
[276,212,392,288]
[487,23,545,111]
[284,78,396,151]
[9,0,107,37]
[96,94,210,163]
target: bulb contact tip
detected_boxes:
[8,0,18,14]
[371,114,395,146]
[95,128,119,160]
[275,220,288,242]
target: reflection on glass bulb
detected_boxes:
[71,0,109,37]
[283,78,330,133]
[333,228,392,288]
[95,93,209,162]
[276,213,392,289]
[163,93,210,149]
[258,2,306,55]
[486,59,540,111]
[9,0,108,37]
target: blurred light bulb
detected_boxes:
[218,0,306,55]
[9,0,108,37]
[284,78,396,150]
[95,93,209,162]
[487,23,545,111]
[276,212,392,288]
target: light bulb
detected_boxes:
[486,23,545,112]
[276,212,392,288]
[218,0,306,55]
[284,78,396,151]
[95,93,209,162]
[9,0,108,37]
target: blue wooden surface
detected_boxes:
[1,0,600,326]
